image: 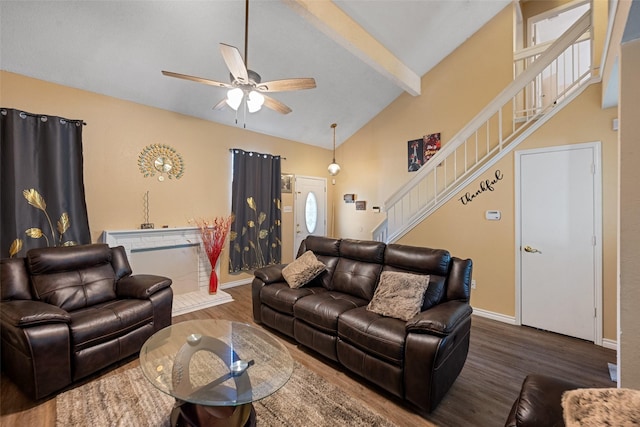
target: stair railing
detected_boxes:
[375,9,592,243]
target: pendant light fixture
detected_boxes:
[327,123,341,176]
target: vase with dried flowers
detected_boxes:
[193,216,233,294]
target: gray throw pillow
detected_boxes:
[367,271,430,321]
[282,250,326,288]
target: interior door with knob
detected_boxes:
[517,142,601,342]
[293,176,327,257]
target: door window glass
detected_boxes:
[305,192,318,233]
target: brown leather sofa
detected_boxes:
[0,243,173,400]
[505,374,582,427]
[252,236,473,414]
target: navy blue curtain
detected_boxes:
[229,149,282,272]
[0,108,91,258]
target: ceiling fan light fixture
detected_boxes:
[247,90,265,113]
[327,123,341,176]
[226,87,244,110]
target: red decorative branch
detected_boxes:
[193,215,233,293]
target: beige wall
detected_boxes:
[334,4,618,341]
[0,71,333,284]
[334,5,515,241]
[619,38,640,387]
[399,84,617,339]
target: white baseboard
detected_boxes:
[472,307,619,350]
[471,307,517,324]
[221,278,253,289]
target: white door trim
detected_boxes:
[293,175,327,259]
[514,141,602,345]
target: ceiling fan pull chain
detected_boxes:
[243,96,247,129]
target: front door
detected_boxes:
[293,176,327,257]
[517,142,601,342]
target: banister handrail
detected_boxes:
[384,9,591,210]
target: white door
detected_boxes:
[517,142,601,342]
[294,176,327,257]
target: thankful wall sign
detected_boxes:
[459,170,504,205]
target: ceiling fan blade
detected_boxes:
[263,94,292,114]
[162,70,234,89]
[213,98,228,111]
[220,43,249,84]
[256,78,316,93]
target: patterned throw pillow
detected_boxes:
[366,271,430,321]
[282,251,326,288]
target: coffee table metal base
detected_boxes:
[171,400,256,427]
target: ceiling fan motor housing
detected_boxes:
[231,70,261,87]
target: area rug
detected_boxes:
[562,387,640,427]
[56,361,396,426]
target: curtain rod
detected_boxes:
[228,148,286,160]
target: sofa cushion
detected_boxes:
[69,298,154,352]
[28,244,117,311]
[293,292,368,334]
[338,306,406,366]
[366,271,430,321]
[282,251,326,288]
[384,244,450,276]
[31,264,117,311]
[300,236,341,257]
[260,282,327,315]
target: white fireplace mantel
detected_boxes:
[102,227,201,254]
[101,227,232,316]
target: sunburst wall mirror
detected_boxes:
[138,144,185,181]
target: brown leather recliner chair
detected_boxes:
[0,243,173,400]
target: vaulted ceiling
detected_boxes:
[1,0,511,149]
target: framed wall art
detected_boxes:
[281,173,293,193]
[407,132,441,172]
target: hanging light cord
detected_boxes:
[331,123,337,162]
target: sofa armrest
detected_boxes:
[0,300,70,327]
[116,274,172,299]
[253,264,286,284]
[406,300,472,336]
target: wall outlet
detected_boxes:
[471,280,477,289]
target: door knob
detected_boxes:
[524,245,542,254]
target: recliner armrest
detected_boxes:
[116,274,172,299]
[406,300,472,336]
[0,300,70,327]
[253,264,286,285]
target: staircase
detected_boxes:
[373,10,594,243]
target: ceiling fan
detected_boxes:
[162,0,316,115]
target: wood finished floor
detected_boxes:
[1,284,616,427]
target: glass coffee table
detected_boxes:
[139,320,293,427]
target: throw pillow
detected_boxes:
[562,388,640,427]
[282,251,326,289]
[366,271,430,321]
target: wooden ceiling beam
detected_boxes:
[284,0,421,96]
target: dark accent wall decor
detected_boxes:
[229,149,282,272]
[0,108,91,258]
